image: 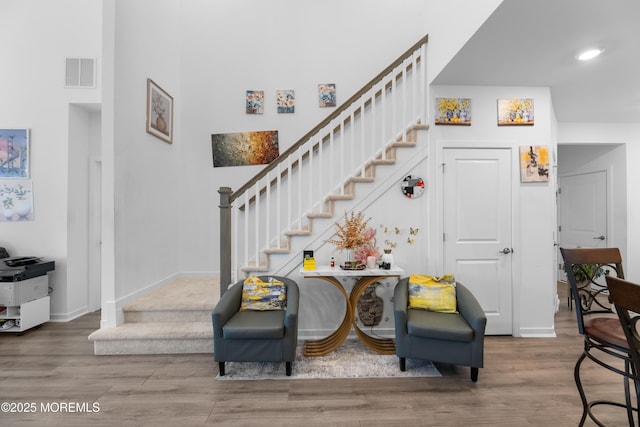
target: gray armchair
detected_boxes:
[212,275,299,376]
[393,278,487,382]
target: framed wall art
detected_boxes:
[520,145,549,182]
[277,90,295,113]
[246,90,264,114]
[146,78,174,144]
[435,98,471,125]
[318,83,336,107]
[211,130,279,167]
[498,98,534,126]
[0,129,29,178]
[0,180,33,221]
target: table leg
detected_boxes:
[303,276,354,357]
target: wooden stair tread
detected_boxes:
[307,212,333,218]
[286,229,312,236]
[264,247,290,254]
[326,194,354,201]
[349,176,375,183]
[371,158,396,165]
[391,141,417,148]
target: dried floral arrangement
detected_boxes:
[326,211,373,251]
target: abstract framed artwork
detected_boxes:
[277,90,295,113]
[520,145,549,182]
[0,129,29,178]
[146,78,174,144]
[246,90,264,114]
[211,130,279,167]
[498,98,534,126]
[435,98,471,125]
[318,84,336,107]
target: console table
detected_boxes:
[299,266,405,356]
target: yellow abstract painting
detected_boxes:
[520,145,549,182]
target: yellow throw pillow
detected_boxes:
[408,274,457,313]
[240,276,287,311]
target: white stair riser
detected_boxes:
[93,338,213,355]
[124,309,212,323]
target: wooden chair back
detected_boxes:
[560,247,624,335]
[606,276,640,395]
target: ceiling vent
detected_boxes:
[65,58,96,88]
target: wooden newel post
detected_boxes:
[218,186,232,297]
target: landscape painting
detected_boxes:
[212,130,279,167]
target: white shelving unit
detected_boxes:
[0,275,51,333]
[0,296,50,333]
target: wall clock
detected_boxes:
[401,175,425,199]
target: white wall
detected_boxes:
[557,143,627,259]
[0,0,102,320]
[430,85,557,336]
[558,123,640,278]
[102,0,183,325]
[178,0,503,274]
[0,0,503,327]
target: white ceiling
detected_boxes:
[432,0,640,123]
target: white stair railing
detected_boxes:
[219,36,428,294]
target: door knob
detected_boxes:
[593,235,605,240]
[498,248,513,254]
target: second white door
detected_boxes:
[443,148,513,335]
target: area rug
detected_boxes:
[216,339,441,380]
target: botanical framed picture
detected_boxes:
[498,98,534,126]
[435,98,471,125]
[0,180,33,222]
[246,90,264,114]
[520,145,549,182]
[277,90,295,113]
[0,128,29,179]
[146,78,174,144]
[318,83,336,107]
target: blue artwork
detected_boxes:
[0,129,29,178]
[318,83,336,107]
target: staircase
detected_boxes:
[89,35,429,355]
[238,124,427,276]
[88,277,218,354]
[219,35,429,293]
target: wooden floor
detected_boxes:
[0,290,633,426]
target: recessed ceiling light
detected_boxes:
[577,48,603,61]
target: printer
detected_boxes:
[0,257,55,306]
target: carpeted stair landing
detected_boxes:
[88,277,219,355]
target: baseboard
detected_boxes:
[516,327,557,338]
[50,304,90,322]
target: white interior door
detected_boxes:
[558,170,607,277]
[443,148,513,335]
